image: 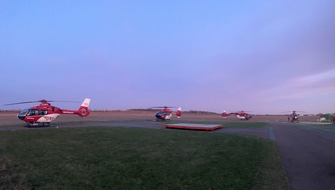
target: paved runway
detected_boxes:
[271,123,335,190]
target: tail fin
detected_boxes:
[77,98,91,117]
[175,107,182,118]
[222,111,230,118]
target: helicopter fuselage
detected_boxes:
[155,111,173,121]
[222,111,252,120]
[154,107,181,121]
[235,114,252,120]
[18,108,62,125]
[12,98,91,127]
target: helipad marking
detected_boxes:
[164,123,222,131]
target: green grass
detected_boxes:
[222,122,268,128]
[0,127,287,189]
[168,121,268,128]
[304,123,335,130]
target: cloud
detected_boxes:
[253,69,335,102]
[297,69,335,83]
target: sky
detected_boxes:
[1,0,335,114]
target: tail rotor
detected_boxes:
[175,107,182,118]
[77,98,91,117]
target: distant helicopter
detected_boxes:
[285,110,305,123]
[151,106,182,121]
[222,110,253,120]
[4,98,91,127]
[290,111,299,122]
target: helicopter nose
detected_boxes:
[17,114,25,120]
[155,112,162,119]
[17,111,27,120]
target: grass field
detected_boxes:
[0,126,287,189]
[166,121,269,128]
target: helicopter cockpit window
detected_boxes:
[26,109,40,116]
[26,110,33,116]
[18,109,29,116]
[29,110,36,116]
[38,110,47,115]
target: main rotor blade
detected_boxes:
[51,100,80,103]
[282,110,306,113]
[4,101,41,106]
[149,106,178,109]
[4,100,79,106]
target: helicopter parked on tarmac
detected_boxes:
[285,110,306,123]
[150,106,182,121]
[222,110,253,120]
[290,111,300,122]
[4,98,91,127]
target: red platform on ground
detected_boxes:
[164,123,222,131]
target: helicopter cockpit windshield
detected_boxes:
[17,109,29,120]
[17,109,48,120]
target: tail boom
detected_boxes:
[61,98,91,117]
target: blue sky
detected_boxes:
[1,0,334,114]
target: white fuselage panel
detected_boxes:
[37,114,60,123]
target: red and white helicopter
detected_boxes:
[151,106,182,121]
[289,111,300,123]
[284,110,304,123]
[221,110,253,120]
[5,98,91,127]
